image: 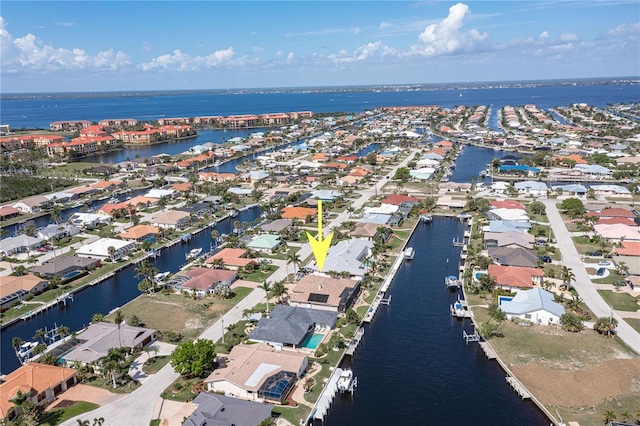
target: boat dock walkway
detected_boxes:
[345,327,365,357]
[479,342,497,359]
[311,367,343,422]
[506,376,531,399]
[20,293,74,320]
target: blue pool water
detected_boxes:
[475,272,487,279]
[63,270,83,280]
[300,333,324,349]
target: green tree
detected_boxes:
[559,197,585,218]
[170,339,217,378]
[259,280,272,313]
[561,266,576,290]
[603,410,617,424]
[345,309,359,325]
[135,259,159,294]
[593,316,618,337]
[91,313,105,324]
[271,280,288,303]
[114,310,125,348]
[529,200,546,215]
[559,312,585,332]
[286,252,301,278]
[393,167,411,182]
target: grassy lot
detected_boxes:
[242,265,278,282]
[160,376,200,402]
[591,270,626,284]
[83,372,142,394]
[623,318,640,333]
[272,404,312,426]
[572,236,603,255]
[109,287,253,342]
[41,401,99,426]
[597,290,640,312]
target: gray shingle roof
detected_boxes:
[248,305,337,346]
[184,392,272,426]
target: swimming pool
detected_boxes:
[63,270,82,280]
[300,333,324,349]
[475,271,487,279]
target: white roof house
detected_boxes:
[514,181,547,197]
[68,212,112,227]
[573,164,612,176]
[0,235,44,255]
[76,238,137,260]
[363,204,398,215]
[499,288,565,325]
[485,208,530,223]
[145,188,175,199]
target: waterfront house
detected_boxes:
[68,212,112,228]
[513,181,548,198]
[486,220,531,233]
[178,202,215,218]
[489,200,525,210]
[487,264,544,290]
[150,210,191,230]
[0,235,44,256]
[499,288,565,325]
[61,322,156,365]
[573,164,612,177]
[380,194,421,207]
[117,225,160,242]
[29,256,99,280]
[0,363,78,420]
[309,239,372,279]
[488,247,538,268]
[289,275,361,313]
[167,267,237,297]
[0,274,49,310]
[551,184,587,197]
[76,238,137,261]
[205,248,255,270]
[589,185,632,199]
[204,343,308,404]
[145,188,175,199]
[248,305,337,350]
[246,234,282,253]
[485,208,530,223]
[483,230,534,249]
[183,392,273,426]
[12,195,51,213]
[0,206,21,220]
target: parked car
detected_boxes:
[598,261,613,267]
[539,255,552,263]
[603,254,613,258]
[534,239,547,246]
[587,251,603,256]
[597,268,606,276]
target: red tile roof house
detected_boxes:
[205,248,256,270]
[169,267,236,298]
[487,264,544,291]
[0,363,77,421]
[489,200,525,210]
[380,194,420,206]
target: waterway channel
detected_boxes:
[324,217,550,425]
[0,206,261,375]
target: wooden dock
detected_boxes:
[311,367,343,422]
[506,376,531,399]
[479,342,497,359]
[345,327,365,357]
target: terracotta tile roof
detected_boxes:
[490,200,525,210]
[380,194,420,205]
[616,241,640,256]
[281,206,317,220]
[118,225,160,239]
[0,363,76,418]
[488,264,543,289]
[91,180,122,188]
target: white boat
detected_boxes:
[153,271,170,282]
[107,197,119,204]
[229,209,238,218]
[420,214,433,224]
[186,248,203,259]
[404,247,415,260]
[450,297,467,318]
[337,369,355,393]
[445,275,461,291]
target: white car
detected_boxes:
[598,261,613,268]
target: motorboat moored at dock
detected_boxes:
[337,368,357,393]
[404,247,415,260]
[445,275,461,291]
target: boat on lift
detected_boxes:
[337,368,356,393]
[404,247,415,260]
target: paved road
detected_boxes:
[543,199,640,354]
[61,150,418,425]
[61,287,267,426]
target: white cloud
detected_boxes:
[539,31,549,39]
[287,52,294,63]
[328,41,396,64]
[379,21,391,29]
[140,47,236,71]
[605,21,640,36]
[275,50,284,57]
[407,3,489,57]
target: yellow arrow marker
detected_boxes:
[306,200,334,271]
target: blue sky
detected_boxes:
[1,1,639,92]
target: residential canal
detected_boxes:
[449,144,507,184]
[324,217,550,425]
[0,206,261,375]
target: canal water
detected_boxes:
[0,206,261,374]
[324,217,550,425]
[449,145,507,184]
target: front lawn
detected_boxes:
[143,355,171,375]
[41,401,99,425]
[597,290,640,312]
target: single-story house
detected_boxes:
[117,225,160,242]
[248,305,337,350]
[499,288,565,325]
[183,392,273,426]
[0,274,49,310]
[167,267,236,297]
[485,208,530,223]
[61,322,156,365]
[0,235,44,256]
[204,343,308,403]
[205,248,255,270]
[484,230,534,249]
[68,212,112,228]
[513,181,548,197]
[12,195,51,213]
[289,275,361,312]
[488,264,544,290]
[29,256,100,280]
[0,363,78,420]
[593,223,640,242]
[246,234,282,252]
[488,247,538,268]
[150,210,191,230]
[309,239,372,279]
[0,206,21,220]
[178,202,215,218]
[281,207,317,222]
[259,219,292,233]
[76,238,137,261]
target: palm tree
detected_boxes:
[107,246,116,262]
[50,205,63,224]
[33,328,46,343]
[561,266,575,290]
[286,253,301,278]
[113,310,125,348]
[211,230,220,247]
[259,280,272,313]
[272,280,288,304]
[135,259,159,294]
[91,313,105,324]
[603,410,617,424]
